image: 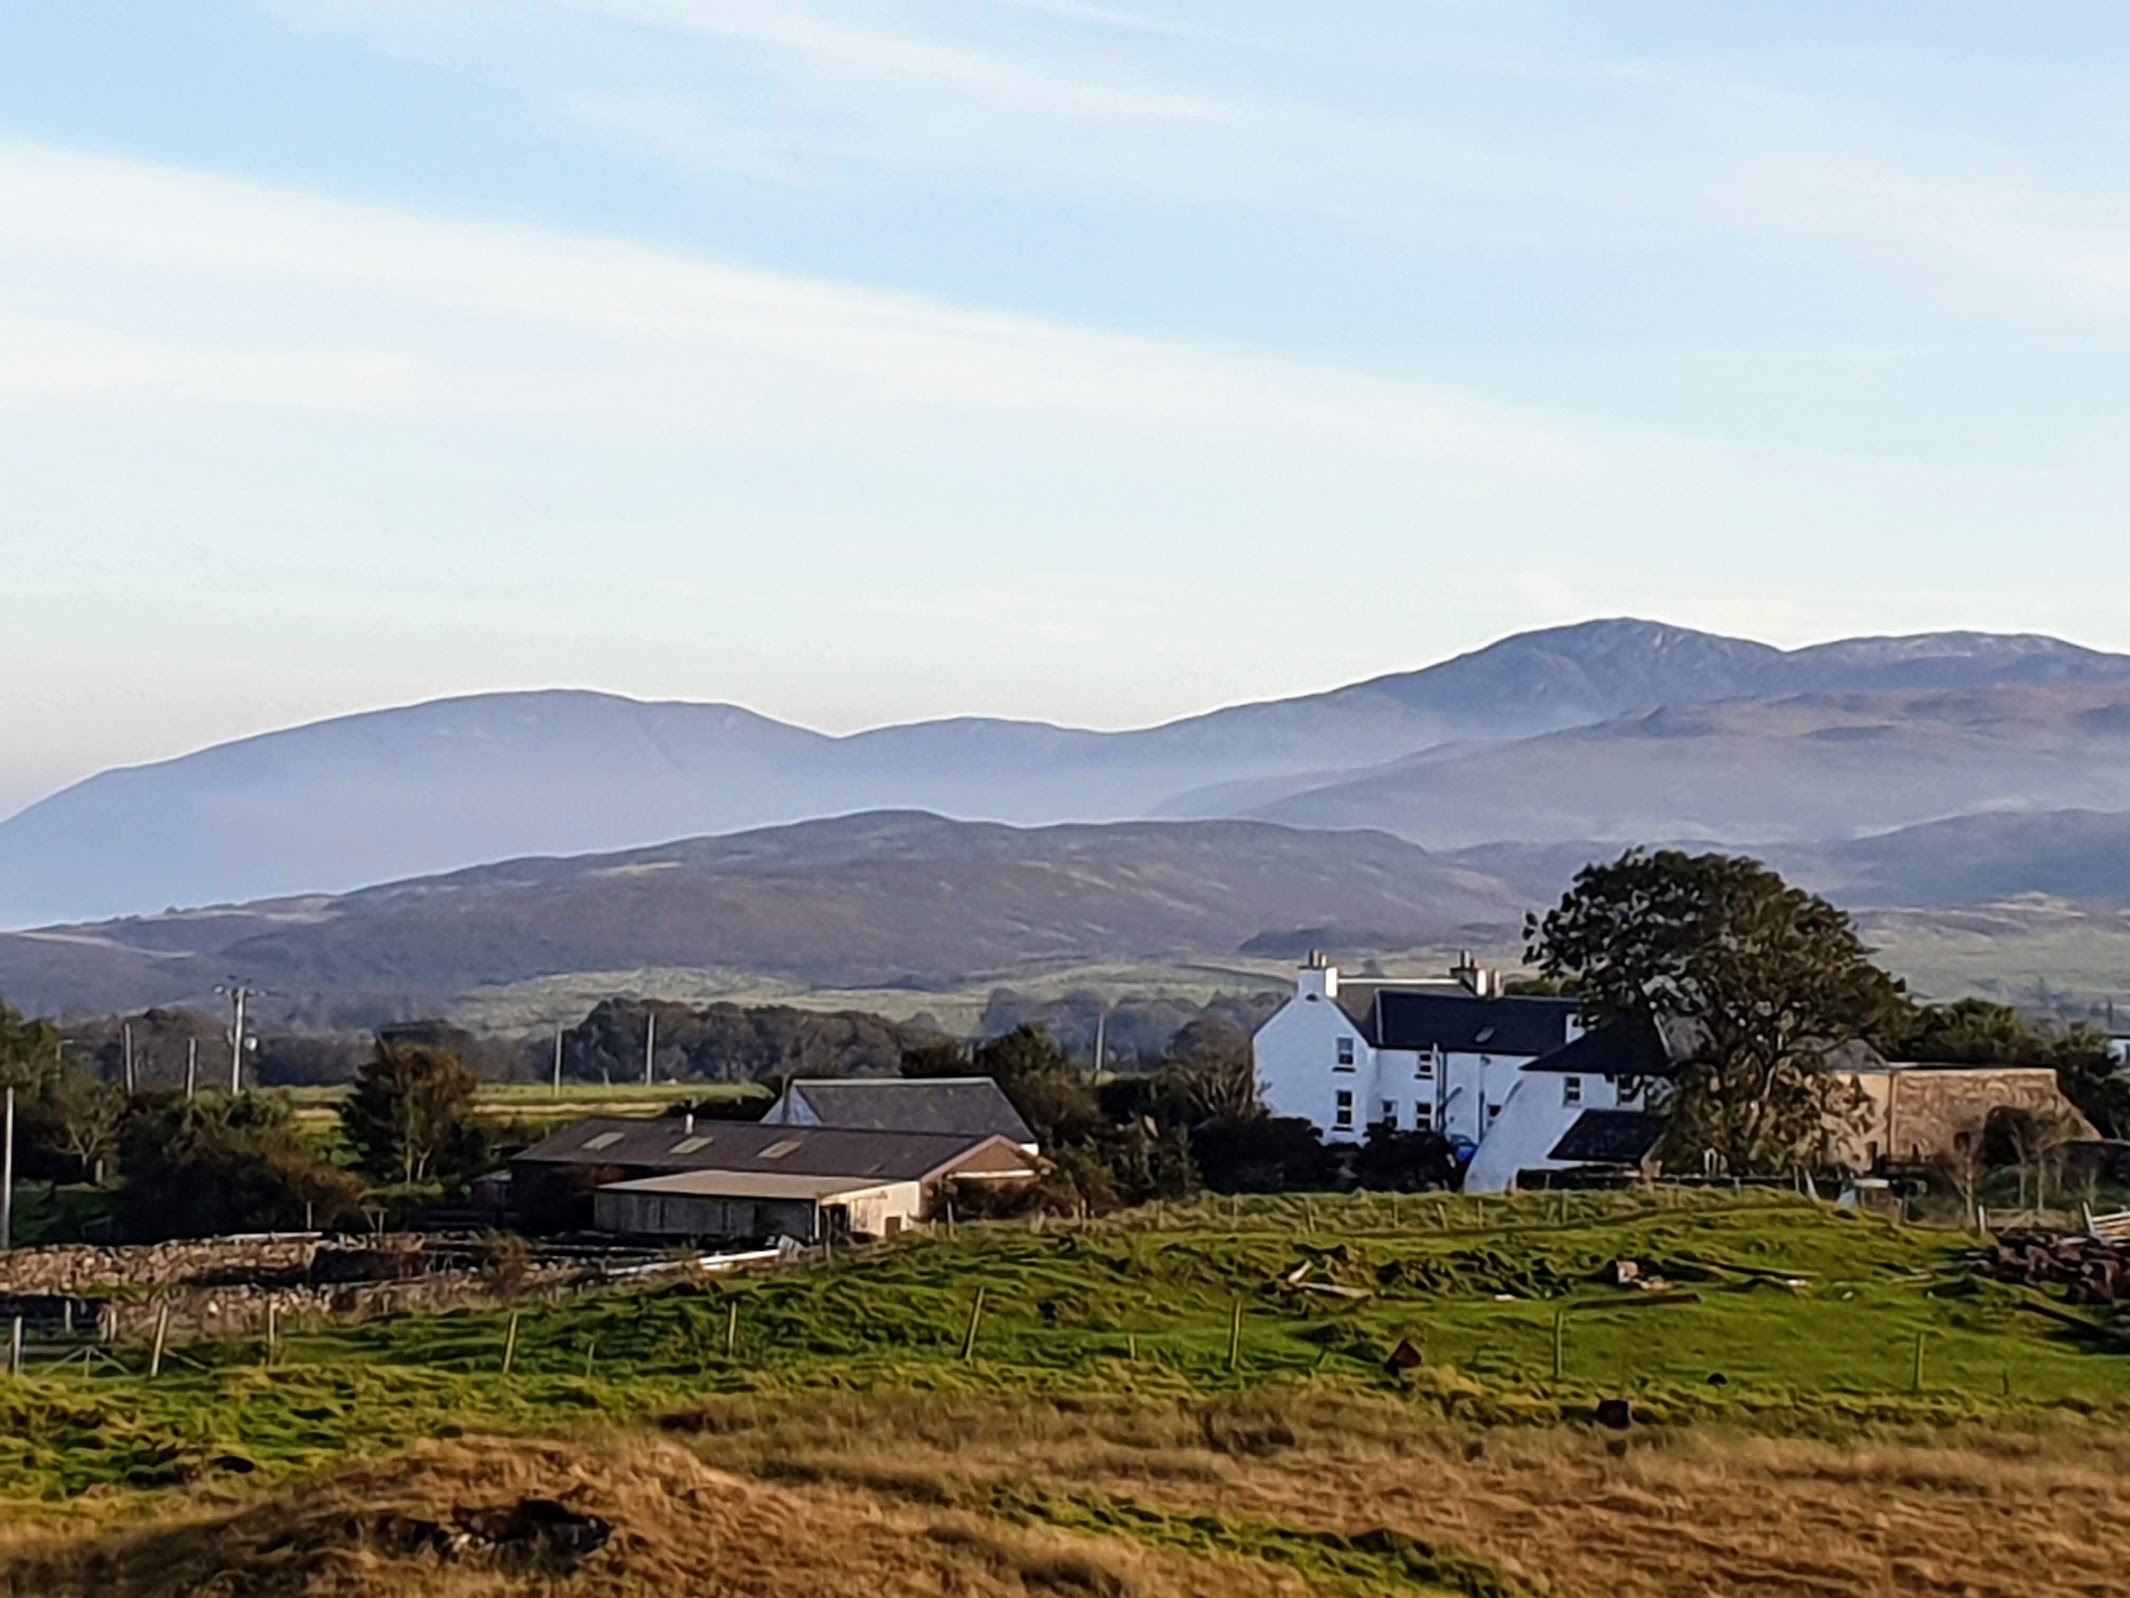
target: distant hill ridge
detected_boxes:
[0,811,1518,1016]
[5,803,2129,1022]
[6,617,2130,924]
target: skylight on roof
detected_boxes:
[672,1136,711,1154]
[582,1131,624,1151]
[1474,1026,1497,1045]
[760,1138,803,1160]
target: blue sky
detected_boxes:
[5,1,2130,812]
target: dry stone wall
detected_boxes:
[0,1235,335,1295]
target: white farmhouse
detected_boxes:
[1251,954,1672,1193]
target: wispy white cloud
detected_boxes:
[555,0,1235,122]
[511,0,2130,326]
[0,136,1634,484]
[983,0,1205,40]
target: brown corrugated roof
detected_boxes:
[512,1116,1012,1184]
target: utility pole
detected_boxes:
[231,986,247,1092]
[552,1027,564,1099]
[2,1086,14,1253]
[643,1011,657,1087]
[1092,1010,1107,1077]
[122,1021,135,1095]
[215,982,258,1093]
[185,1039,198,1100]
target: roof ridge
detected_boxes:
[793,1076,997,1087]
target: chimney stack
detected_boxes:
[1297,952,1339,1001]
[1451,951,1497,998]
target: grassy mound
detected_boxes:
[0,1434,1393,1598]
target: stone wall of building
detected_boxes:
[1835,1066,2092,1169]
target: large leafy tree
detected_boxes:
[1525,850,1909,1174]
[0,999,64,1098]
[970,1024,1103,1146]
[1,998,106,1184]
[43,1072,126,1183]
[343,1041,483,1185]
[116,1093,361,1239]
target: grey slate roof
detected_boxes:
[512,1117,1014,1184]
[1521,1017,1697,1079]
[1547,1109,1667,1165]
[1346,990,1581,1056]
[776,1076,1036,1146]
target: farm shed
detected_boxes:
[511,1115,1037,1232]
[762,1076,1038,1152]
[592,1171,924,1243]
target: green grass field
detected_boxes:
[446,958,1304,1033]
[4,1190,2125,1502]
[272,1079,771,1131]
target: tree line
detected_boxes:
[0,1008,490,1240]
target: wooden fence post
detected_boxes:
[264,1301,278,1366]
[1227,1299,1243,1372]
[1910,1329,1926,1394]
[725,1301,739,1361]
[502,1311,521,1376]
[149,1303,170,1379]
[961,1288,986,1362]
[7,1315,20,1378]
[1551,1309,1565,1382]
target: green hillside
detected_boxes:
[7,1191,2126,1501]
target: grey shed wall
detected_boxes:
[592,1189,821,1242]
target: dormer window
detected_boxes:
[1335,1037,1356,1070]
[1563,1075,1584,1106]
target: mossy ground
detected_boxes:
[4,1190,2125,1501]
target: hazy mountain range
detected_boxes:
[0,813,1523,1017]
[5,617,2130,1022]
[9,618,2130,928]
[4,805,2127,1023]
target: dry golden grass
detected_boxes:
[0,1431,1309,1598]
[11,1396,2130,1596]
[664,1392,2130,1598]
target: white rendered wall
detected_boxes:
[1465,1072,1634,1193]
[1253,991,1374,1143]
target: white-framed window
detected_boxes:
[1415,1050,1435,1081]
[1380,1100,1398,1129]
[1412,1102,1434,1132]
[1563,1075,1584,1106]
[1335,1036,1356,1070]
[1334,1089,1355,1130]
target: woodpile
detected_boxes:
[1971,1231,2130,1306]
